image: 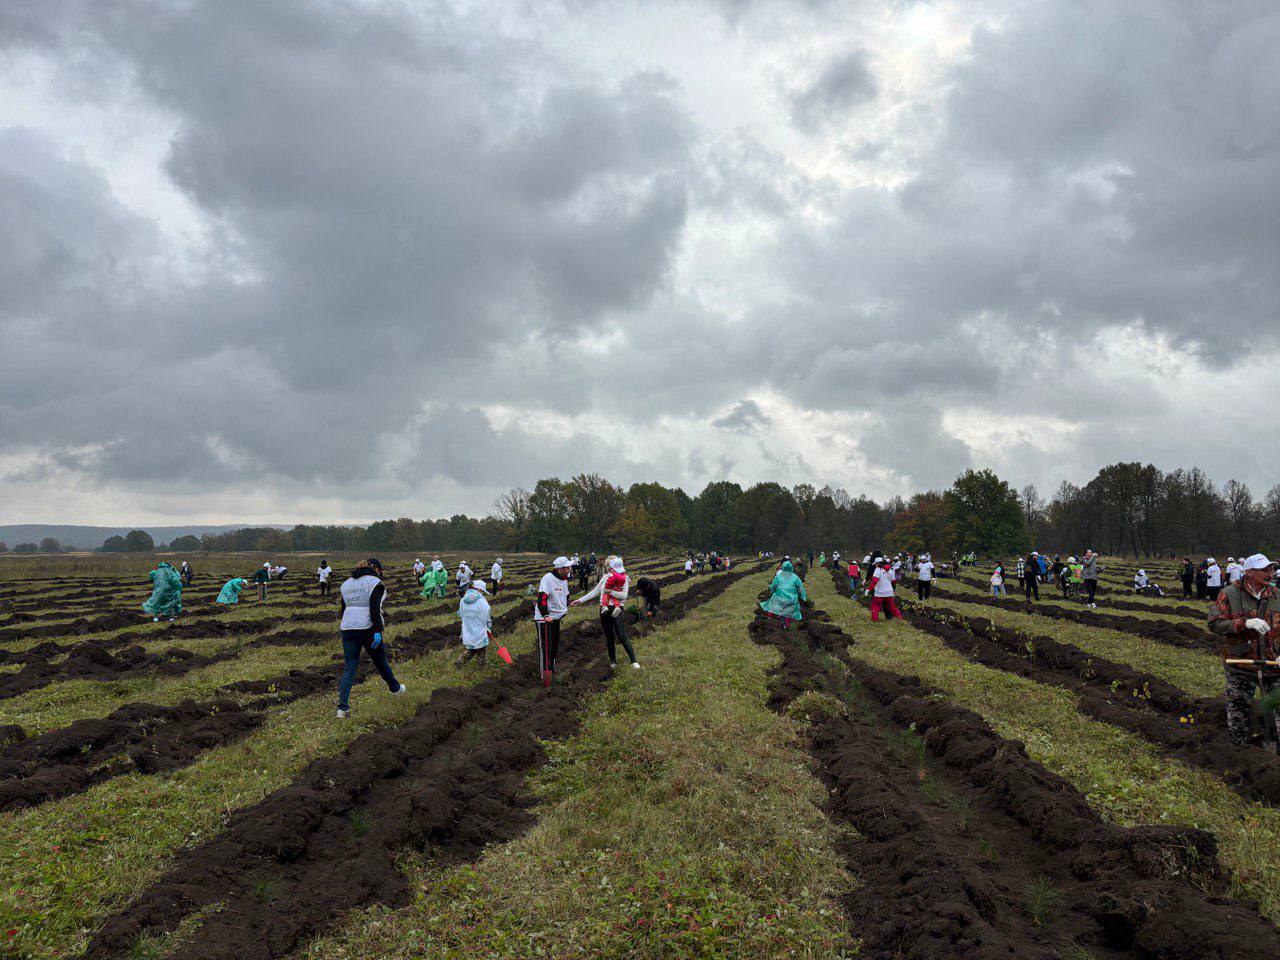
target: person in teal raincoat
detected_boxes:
[760,560,806,624]
[143,561,183,621]
[217,576,249,604]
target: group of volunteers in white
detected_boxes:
[334,554,641,717]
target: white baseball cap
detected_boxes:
[553,556,572,568]
[1243,554,1276,571]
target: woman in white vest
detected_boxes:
[490,558,504,596]
[456,561,473,597]
[336,557,406,718]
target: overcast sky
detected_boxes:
[1,0,1277,525]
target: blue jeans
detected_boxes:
[338,629,400,709]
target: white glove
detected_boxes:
[1245,618,1270,635]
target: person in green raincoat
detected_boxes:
[760,560,806,625]
[818,551,827,567]
[217,576,249,605]
[418,568,434,599]
[143,561,183,621]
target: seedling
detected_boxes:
[1024,875,1062,926]
[348,809,372,837]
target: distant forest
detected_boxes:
[0,463,1262,560]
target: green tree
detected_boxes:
[38,537,62,554]
[124,529,155,553]
[692,481,743,548]
[733,482,803,551]
[527,478,571,552]
[626,482,688,547]
[100,535,128,553]
[494,488,531,549]
[0,541,7,553]
[565,473,624,550]
[12,542,37,554]
[170,535,202,552]
[947,469,1027,557]
[886,492,955,555]
[610,503,657,551]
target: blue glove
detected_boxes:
[371,632,383,648]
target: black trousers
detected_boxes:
[1084,578,1097,603]
[319,581,330,597]
[1181,578,1193,599]
[1024,576,1039,600]
[916,579,932,601]
[536,618,562,680]
[601,609,637,664]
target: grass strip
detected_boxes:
[810,572,1280,923]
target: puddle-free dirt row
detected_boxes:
[83,564,761,960]
[0,568,687,812]
[897,597,1280,809]
[754,585,1280,958]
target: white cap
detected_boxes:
[1207,557,1216,563]
[471,580,489,593]
[1243,554,1276,571]
[553,556,572,568]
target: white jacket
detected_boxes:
[1206,564,1222,588]
[458,589,492,649]
[491,562,503,582]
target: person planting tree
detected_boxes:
[1208,554,1280,746]
[336,557,405,718]
[573,555,640,670]
[635,576,661,618]
[456,579,492,668]
[490,557,504,596]
[760,559,806,628]
[216,576,250,605]
[869,558,902,622]
[252,563,271,601]
[317,559,333,597]
[142,561,183,622]
[534,557,573,687]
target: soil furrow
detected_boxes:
[83,565,760,960]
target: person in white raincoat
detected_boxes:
[490,558,504,596]
[457,580,492,667]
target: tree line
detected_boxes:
[62,463,1280,559]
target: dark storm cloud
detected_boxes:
[713,399,770,432]
[0,0,695,491]
[788,49,877,133]
[2,0,1279,516]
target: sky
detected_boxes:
[1,0,1278,525]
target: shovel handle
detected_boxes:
[1225,659,1280,667]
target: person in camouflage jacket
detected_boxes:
[1208,554,1280,745]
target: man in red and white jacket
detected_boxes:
[534,556,573,687]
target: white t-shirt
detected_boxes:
[491,562,503,581]
[317,566,331,583]
[918,561,934,582]
[872,569,896,597]
[534,571,570,621]
[1227,563,1243,583]
[1206,564,1222,588]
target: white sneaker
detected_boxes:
[632,662,641,670]
[609,661,616,670]
[393,682,408,695]
[336,708,350,719]
[152,617,160,622]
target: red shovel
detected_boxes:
[489,632,513,665]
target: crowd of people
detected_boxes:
[133,541,1280,749]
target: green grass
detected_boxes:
[297,571,855,960]
[933,596,1222,699]
[0,570,707,959]
[811,573,1280,922]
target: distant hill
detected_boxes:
[0,524,284,549]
